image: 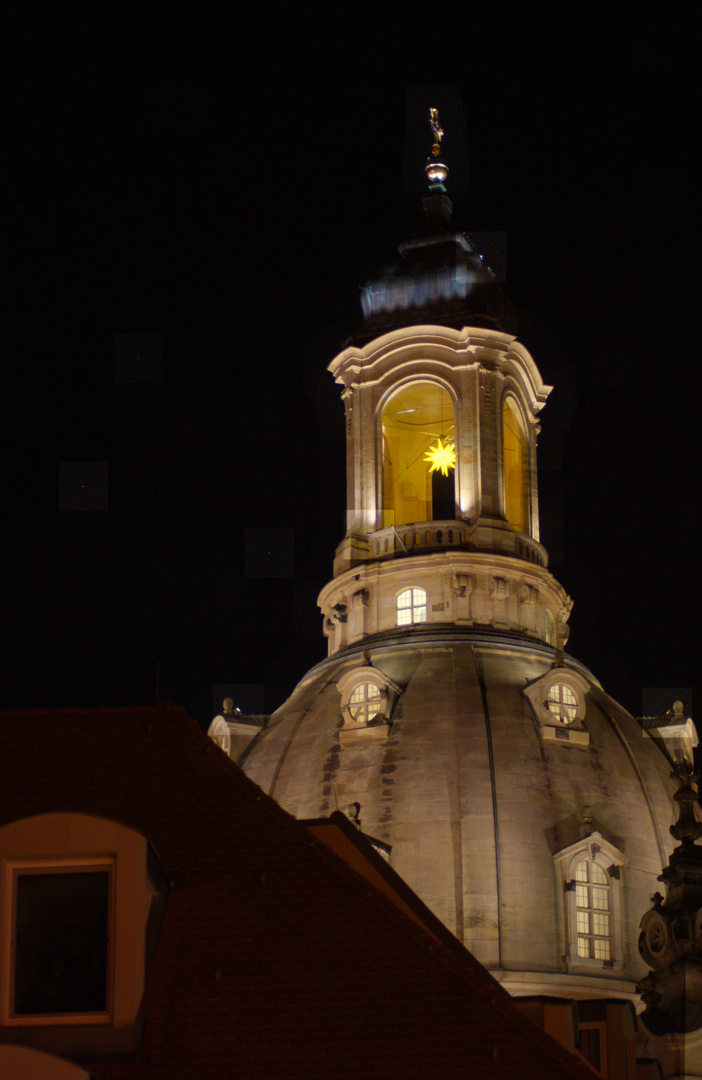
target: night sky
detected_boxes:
[5,11,698,737]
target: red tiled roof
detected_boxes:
[0,704,597,1078]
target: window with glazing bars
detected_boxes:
[348,683,382,725]
[547,683,578,724]
[575,860,611,960]
[396,588,427,626]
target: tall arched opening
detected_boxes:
[502,396,529,534]
[381,381,455,527]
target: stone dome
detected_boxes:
[242,628,677,1001]
[235,125,685,1012]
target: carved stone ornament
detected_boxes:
[480,366,496,413]
[489,576,508,601]
[351,588,369,611]
[519,582,538,606]
[452,572,475,598]
[331,602,348,624]
[636,760,702,1034]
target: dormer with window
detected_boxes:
[554,833,629,975]
[336,667,401,747]
[0,813,168,1058]
[523,666,591,747]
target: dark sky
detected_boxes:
[4,11,698,734]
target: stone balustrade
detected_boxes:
[368,521,547,567]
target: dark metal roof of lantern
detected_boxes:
[637,759,702,1035]
[353,110,518,344]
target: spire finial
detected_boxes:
[425,108,448,188]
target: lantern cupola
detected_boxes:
[319,111,571,656]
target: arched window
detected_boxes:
[575,858,612,960]
[502,397,529,534]
[396,588,427,626]
[554,834,627,972]
[381,382,455,528]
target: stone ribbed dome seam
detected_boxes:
[596,695,668,870]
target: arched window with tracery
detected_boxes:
[396,588,427,626]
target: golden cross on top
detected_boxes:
[429,108,444,157]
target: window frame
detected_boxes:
[546,682,578,725]
[8,856,115,1025]
[0,813,166,1056]
[554,833,628,975]
[574,858,612,962]
[348,682,383,725]
[396,587,427,627]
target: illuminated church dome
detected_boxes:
[228,115,688,1007]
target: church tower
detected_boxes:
[232,115,687,1009]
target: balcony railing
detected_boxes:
[369,521,547,566]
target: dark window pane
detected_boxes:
[15,871,109,1015]
[579,1027,602,1072]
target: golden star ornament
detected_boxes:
[423,438,456,476]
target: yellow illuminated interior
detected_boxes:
[502,398,529,534]
[382,382,455,527]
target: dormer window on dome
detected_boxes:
[523,667,591,747]
[336,667,401,747]
[554,833,628,974]
[575,858,612,960]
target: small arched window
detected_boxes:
[396,588,427,626]
[502,397,529,534]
